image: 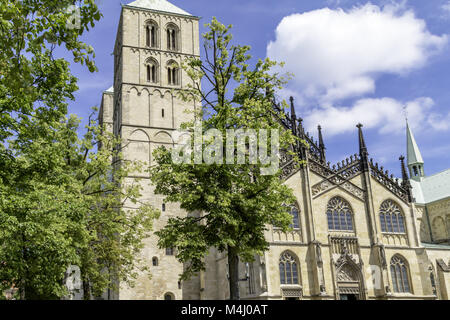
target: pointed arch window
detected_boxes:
[290,206,300,229]
[167,60,179,86]
[145,21,158,48]
[326,197,354,231]
[379,200,405,234]
[146,58,158,83]
[279,252,299,285]
[390,255,411,293]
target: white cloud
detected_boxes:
[427,111,450,131]
[267,3,447,104]
[442,1,450,17]
[302,96,439,136]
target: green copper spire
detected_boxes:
[406,122,425,180]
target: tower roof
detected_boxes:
[406,122,424,166]
[125,0,193,16]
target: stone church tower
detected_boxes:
[100,0,200,300]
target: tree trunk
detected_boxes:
[19,280,26,300]
[227,245,240,300]
[83,280,91,300]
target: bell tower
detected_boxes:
[103,0,200,300]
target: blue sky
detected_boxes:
[67,0,450,178]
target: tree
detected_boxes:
[0,1,159,299]
[149,18,304,300]
[0,111,159,299]
[0,0,100,141]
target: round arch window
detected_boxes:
[164,292,175,300]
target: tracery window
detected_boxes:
[379,200,405,233]
[390,255,411,293]
[279,252,299,285]
[326,197,354,231]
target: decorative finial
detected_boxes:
[357,123,369,171]
[290,96,296,120]
[400,155,413,202]
[288,97,297,137]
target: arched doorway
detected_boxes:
[335,256,364,300]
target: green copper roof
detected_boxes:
[125,0,192,16]
[406,122,424,166]
[411,168,450,204]
[421,242,450,250]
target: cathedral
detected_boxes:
[99,0,450,300]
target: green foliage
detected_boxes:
[150,18,305,284]
[0,0,101,141]
[0,112,159,299]
[0,1,159,299]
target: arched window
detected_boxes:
[279,252,299,285]
[166,24,178,51]
[152,257,158,266]
[326,197,353,231]
[166,247,174,256]
[167,60,179,85]
[145,21,158,48]
[390,255,411,293]
[432,216,446,240]
[146,58,158,83]
[379,200,405,233]
[290,206,300,229]
[164,292,174,300]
